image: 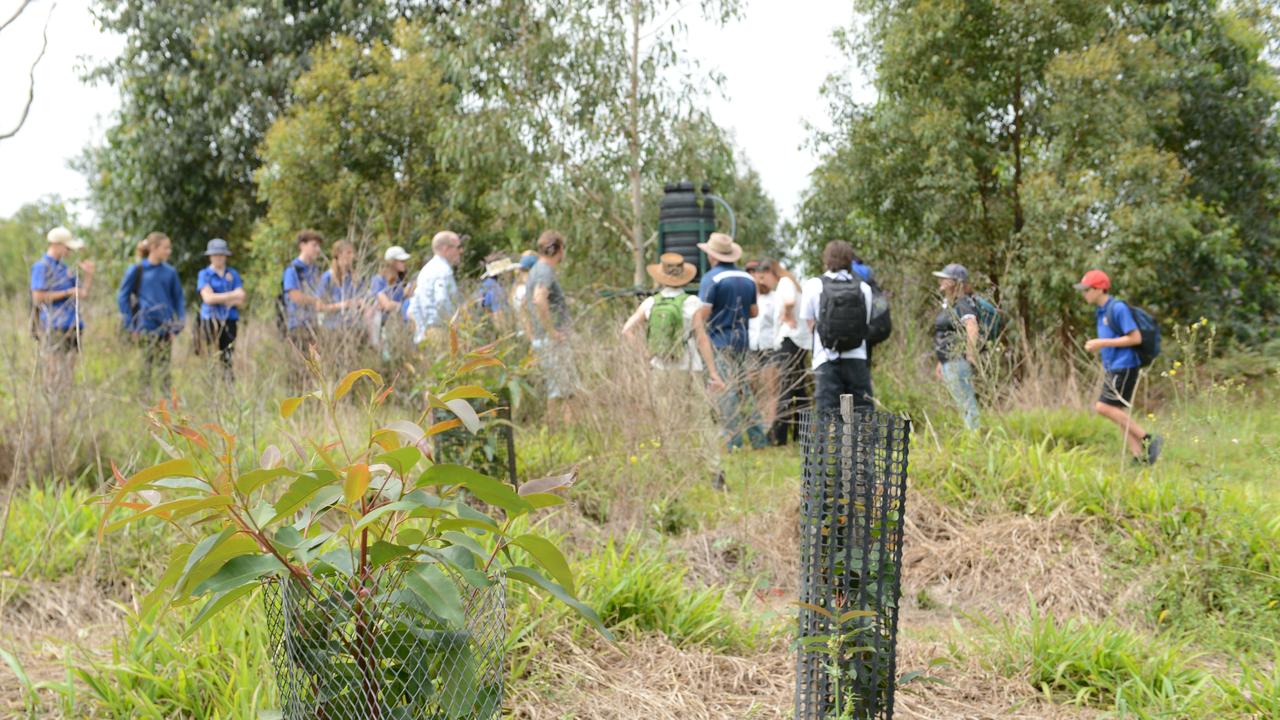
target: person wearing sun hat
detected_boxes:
[1076,269,1164,465]
[621,252,708,372]
[931,262,982,430]
[31,226,96,388]
[478,253,518,315]
[194,238,245,381]
[694,232,767,452]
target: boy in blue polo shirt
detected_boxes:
[31,226,96,388]
[1076,269,1163,465]
[196,238,245,381]
[694,232,766,451]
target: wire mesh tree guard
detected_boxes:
[796,396,911,720]
[264,571,506,720]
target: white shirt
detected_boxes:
[799,270,874,369]
[635,288,705,371]
[748,290,777,352]
[773,275,810,350]
[408,255,457,342]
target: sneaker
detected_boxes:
[1146,434,1164,466]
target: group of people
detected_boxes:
[27,225,574,401]
[29,222,1163,466]
[618,235,1165,467]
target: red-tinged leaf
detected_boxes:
[440,385,498,403]
[466,341,499,358]
[425,418,463,437]
[103,496,235,534]
[374,384,395,407]
[172,425,209,450]
[344,464,372,504]
[371,429,399,452]
[280,396,306,418]
[334,369,382,402]
[457,357,502,376]
[449,324,460,358]
[99,458,198,540]
[202,423,234,451]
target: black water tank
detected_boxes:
[658,182,716,283]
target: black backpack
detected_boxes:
[866,280,892,346]
[817,275,869,352]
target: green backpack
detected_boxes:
[647,292,687,360]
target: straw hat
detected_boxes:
[646,252,697,287]
[47,226,85,251]
[696,232,742,263]
[482,257,518,278]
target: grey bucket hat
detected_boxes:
[931,263,969,283]
[204,238,232,256]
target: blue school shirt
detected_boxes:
[369,275,410,321]
[479,277,507,313]
[1097,298,1141,371]
[697,263,757,352]
[197,266,243,321]
[317,270,365,329]
[282,259,320,330]
[30,254,81,331]
[117,260,185,335]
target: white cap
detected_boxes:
[47,226,85,251]
[384,245,411,262]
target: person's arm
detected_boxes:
[780,281,798,328]
[1085,329,1141,351]
[749,303,758,318]
[116,265,136,318]
[532,284,557,337]
[694,305,724,391]
[76,261,95,296]
[171,271,185,331]
[963,316,980,363]
[621,304,647,343]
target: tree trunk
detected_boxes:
[628,0,645,287]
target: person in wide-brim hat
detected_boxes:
[646,252,697,287]
[697,232,743,264]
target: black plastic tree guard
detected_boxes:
[796,395,911,720]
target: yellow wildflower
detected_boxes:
[629,455,638,465]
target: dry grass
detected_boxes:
[902,490,1118,621]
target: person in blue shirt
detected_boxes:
[694,232,766,453]
[477,253,517,318]
[1076,269,1163,465]
[30,226,96,388]
[281,230,327,372]
[196,238,245,381]
[118,232,185,395]
[369,245,414,354]
[316,239,366,336]
[850,254,874,284]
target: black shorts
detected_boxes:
[1099,367,1140,408]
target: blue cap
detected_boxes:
[519,254,538,271]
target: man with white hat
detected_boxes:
[30,226,95,387]
[694,232,767,450]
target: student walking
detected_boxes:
[478,254,517,315]
[118,232,185,396]
[931,263,981,430]
[527,230,579,420]
[1076,270,1164,465]
[694,233,766,449]
[281,230,326,384]
[195,239,245,381]
[761,259,809,445]
[621,252,706,372]
[800,240,874,414]
[408,231,463,343]
[30,226,95,389]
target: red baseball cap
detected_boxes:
[1074,269,1111,291]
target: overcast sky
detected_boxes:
[0,0,872,226]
